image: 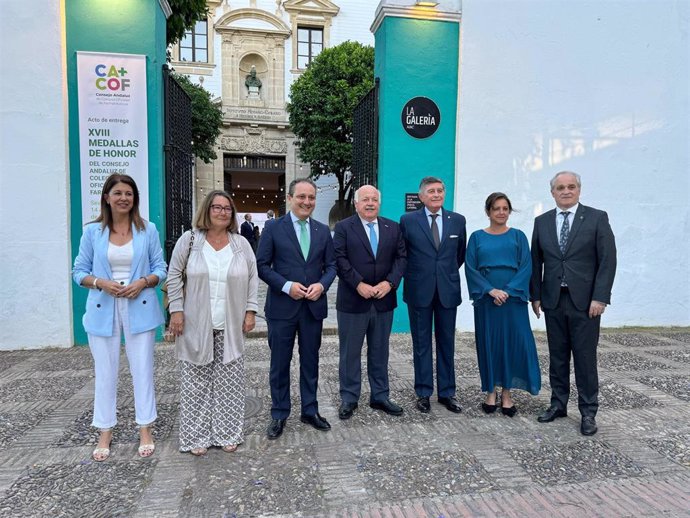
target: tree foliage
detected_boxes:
[287,41,374,202]
[173,73,223,164]
[166,0,208,46]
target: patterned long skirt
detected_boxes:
[178,330,245,451]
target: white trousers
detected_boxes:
[88,297,157,429]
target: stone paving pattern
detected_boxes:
[0,303,689,517]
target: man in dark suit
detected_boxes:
[333,185,407,419]
[256,178,337,439]
[400,176,466,414]
[240,213,257,251]
[530,171,617,436]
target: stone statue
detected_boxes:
[245,65,262,98]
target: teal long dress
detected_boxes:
[465,228,541,395]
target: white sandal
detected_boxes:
[138,425,155,458]
[138,443,155,458]
[92,428,112,462]
[92,447,111,462]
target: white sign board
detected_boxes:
[77,51,149,224]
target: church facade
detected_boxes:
[170,0,376,224]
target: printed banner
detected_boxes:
[77,52,149,224]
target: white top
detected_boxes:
[203,241,234,329]
[108,240,133,284]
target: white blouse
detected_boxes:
[108,240,133,284]
[203,241,234,329]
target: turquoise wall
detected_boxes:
[374,16,460,331]
[66,0,167,345]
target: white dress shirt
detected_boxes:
[555,203,579,235]
[424,207,443,241]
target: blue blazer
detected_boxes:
[256,215,336,320]
[400,207,467,308]
[333,215,406,313]
[72,221,167,337]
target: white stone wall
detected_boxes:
[455,0,690,329]
[0,0,72,348]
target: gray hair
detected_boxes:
[288,177,317,196]
[550,171,582,190]
[354,185,381,203]
[418,176,445,194]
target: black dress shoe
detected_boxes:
[369,399,403,416]
[501,405,518,417]
[438,396,462,413]
[537,406,567,423]
[338,402,358,420]
[266,418,286,440]
[581,416,597,436]
[416,396,431,413]
[481,403,498,414]
[300,413,331,431]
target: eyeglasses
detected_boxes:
[210,205,233,214]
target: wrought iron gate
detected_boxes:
[352,77,379,190]
[163,67,193,260]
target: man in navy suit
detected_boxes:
[240,213,257,251]
[531,171,616,436]
[256,178,337,439]
[400,176,467,414]
[332,185,407,419]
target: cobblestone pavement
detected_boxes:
[1,304,689,516]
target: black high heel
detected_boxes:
[501,405,517,417]
[482,402,498,414]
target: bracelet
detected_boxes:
[140,276,149,288]
[92,278,98,289]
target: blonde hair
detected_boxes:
[193,190,239,233]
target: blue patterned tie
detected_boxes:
[298,220,309,259]
[559,211,570,254]
[367,222,378,257]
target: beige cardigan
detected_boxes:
[167,230,258,365]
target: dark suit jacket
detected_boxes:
[333,215,407,313]
[256,215,336,320]
[240,221,256,248]
[530,204,616,311]
[400,207,467,308]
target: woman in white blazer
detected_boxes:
[167,190,258,456]
[73,174,167,461]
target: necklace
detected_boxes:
[112,226,131,237]
[207,232,227,245]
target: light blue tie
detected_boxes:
[367,222,378,257]
[298,220,309,259]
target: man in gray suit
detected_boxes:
[530,171,617,436]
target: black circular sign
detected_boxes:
[401,97,441,139]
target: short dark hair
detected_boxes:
[93,173,145,231]
[418,176,445,194]
[194,190,239,233]
[484,192,514,214]
[288,177,317,196]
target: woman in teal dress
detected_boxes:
[465,193,540,416]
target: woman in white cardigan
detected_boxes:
[167,191,258,455]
